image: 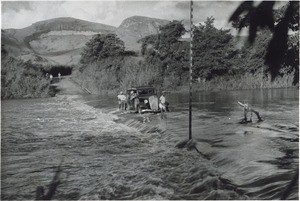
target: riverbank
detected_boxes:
[192,72,297,92]
[72,69,297,96]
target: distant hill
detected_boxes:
[116,16,169,51]
[2,17,116,65]
[2,16,169,65]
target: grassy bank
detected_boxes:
[72,56,165,95]
[192,72,297,92]
[74,64,297,96]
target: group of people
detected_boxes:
[117,90,143,112]
[117,90,261,122]
[45,73,61,80]
[117,90,169,113]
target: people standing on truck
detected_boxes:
[117,91,127,110]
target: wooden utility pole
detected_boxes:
[189,0,194,140]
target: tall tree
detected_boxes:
[140,21,189,86]
[193,17,238,80]
[238,29,272,75]
[80,33,125,64]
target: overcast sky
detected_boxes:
[1,1,243,30]
[1,1,287,31]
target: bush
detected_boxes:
[1,56,50,99]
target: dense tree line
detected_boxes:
[75,2,298,93]
[80,33,136,64]
[192,17,239,80]
[140,20,189,87]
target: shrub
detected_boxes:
[1,56,50,99]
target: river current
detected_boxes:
[1,88,298,200]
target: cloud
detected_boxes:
[2,1,33,12]
[2,1,69,28]
[1,1,241,30]
[192,1,240,25]
[175,1,204,10]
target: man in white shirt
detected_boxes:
[159,91,166,112]
[238,101,263,122]
[117,91,127,110]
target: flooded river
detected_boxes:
[1,88,298,200]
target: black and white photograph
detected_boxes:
[1,0,299,200]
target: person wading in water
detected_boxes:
[238,101,263,123]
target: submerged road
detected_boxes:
[1,76,250,200]
[50,76,86,95]
[1,77,298,200]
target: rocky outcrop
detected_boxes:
[116,16,169,51]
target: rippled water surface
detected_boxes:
[1,88,299,200]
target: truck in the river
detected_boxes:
[127,86,161,114]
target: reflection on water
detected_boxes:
[1,88,299,200]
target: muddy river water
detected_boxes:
[1,88,298,200]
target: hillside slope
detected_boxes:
[2,17,116,65]
[2,16,170,65]
[117,16,169,51]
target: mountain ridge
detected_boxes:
[117,16,170,50]
[2,16,169,65]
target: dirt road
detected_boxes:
[51,76,87,95]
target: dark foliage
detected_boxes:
[229,1,275,43]
[265,1,299,83]
[1,54,50,99]
[229,1,299,84]
[76,12,296,92]
[193,17,238,80]
[80,33,126,64]
[1,44,8,57]
[140,21,189,86]
[42,65,73,76]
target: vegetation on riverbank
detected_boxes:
[73,4,298,94]
[1,51,51,99]
[2,2,298,98]
[193,72,296,92]
[73,33,168,94]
